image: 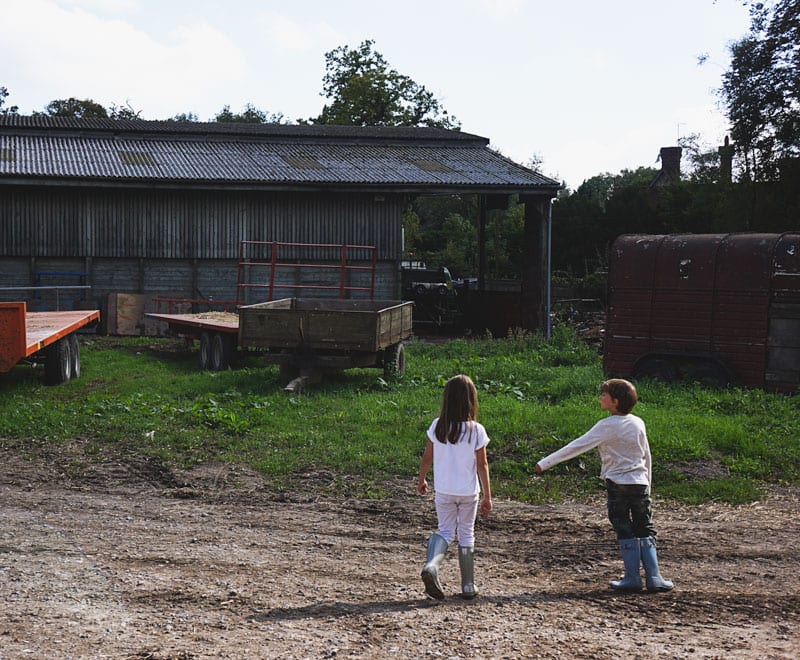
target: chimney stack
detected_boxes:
[659,146,682,184]
[718,136,734,183]
[649,146,682,188]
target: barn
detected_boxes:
[0,116,560,333]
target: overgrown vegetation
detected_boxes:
[1,330,797,505]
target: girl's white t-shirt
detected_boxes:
[427,418,490,496]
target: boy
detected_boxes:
[534,379,673,592]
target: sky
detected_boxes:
[2,0,753,190]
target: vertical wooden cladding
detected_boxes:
[0,187,403,260]
[0,189,89,257]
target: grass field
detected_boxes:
[1,327,798,504]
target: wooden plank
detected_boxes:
[145,313,239,334]
[24,309,100,355]
[238,299,412,352]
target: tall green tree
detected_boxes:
[551,167,658,275]
[677,134,723,184]
[310,39,459,128]
[719,0,800,180]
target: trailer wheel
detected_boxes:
[383,342,406,378]
[633,357,676,383]
[44,338,72,385]
[68,333,81,380]
[687,361,730,387]
[279,363,298,382]
[198,332,212,370]
[210,333,234,371]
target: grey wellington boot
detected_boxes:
[639,536,674,592]
[458,546,478,599]
[609,538,643,591]
[421,533,448,600]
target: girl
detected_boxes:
[417,374,492,600]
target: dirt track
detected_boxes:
[1,441,798,659]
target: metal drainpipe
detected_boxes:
[546,197,554,339]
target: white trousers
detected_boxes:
[435,492,479,547]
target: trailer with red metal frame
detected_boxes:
[0,302,100,384]
[147,240,413,390]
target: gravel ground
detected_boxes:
[1,441,798,659]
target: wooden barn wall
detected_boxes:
[0,186,405,307]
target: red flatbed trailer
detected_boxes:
[0,302,100,384]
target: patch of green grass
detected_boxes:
[658,477,764,505]
[1,331,798,504]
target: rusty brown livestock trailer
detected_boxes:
[604,233,800,392]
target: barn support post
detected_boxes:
[520,195,551,332]
[478,195,487,291]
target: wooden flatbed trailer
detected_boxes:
[0,302,100,384]
[147,298,414,391]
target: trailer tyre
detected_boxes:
[383,342,406,378]
[633,358,676,383]
[687,361,730,387]
[198,332,212,370]
[68,333,80,380]
[44,338,72,385]
[210,333,234,371]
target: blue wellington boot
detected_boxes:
[421,533,448,600]
[609,538,643,591]
[458,546,478,599]
[639,536,674,592]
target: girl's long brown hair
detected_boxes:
[434,374,478,444]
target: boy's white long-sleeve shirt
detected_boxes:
[537,414,652,487]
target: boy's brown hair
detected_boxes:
[601,378,638,414]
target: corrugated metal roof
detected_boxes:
[0,116,560,192]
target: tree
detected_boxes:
[310,39,459,128]
[677,134,723,184]
[719,0,800,180]
[170,112,200,123]
[0,86,18,115]
[214,104,286,124]
[550,167,658,275]
[108,102,142,120]
[35,98,109,118]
